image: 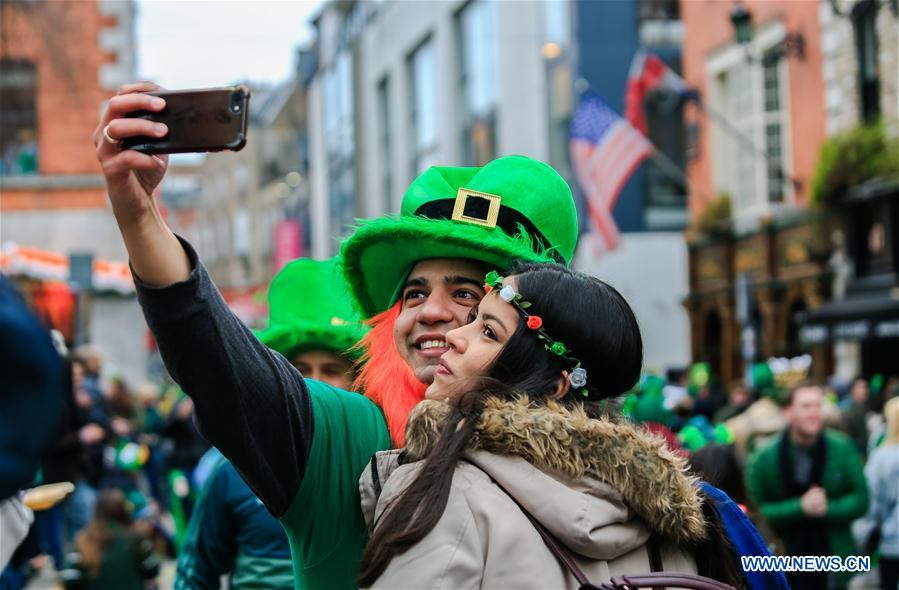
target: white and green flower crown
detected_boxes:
[484,271,588,393]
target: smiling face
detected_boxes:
[425,276,522,402]
[787,385,825,442]
[394,258,488,384]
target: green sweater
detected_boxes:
[746,428,868,583]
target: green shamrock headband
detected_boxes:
[484,271,588,393]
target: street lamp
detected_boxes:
[730,1,806,64]
[730,3,753,44]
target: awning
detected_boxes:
[0,243,134,294]
[799,294,899,343]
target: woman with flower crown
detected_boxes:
[356,263,746,589]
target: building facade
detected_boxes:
[681,0,898,386]
[802,0,899,381]
[306,0,561,258]
[1,0,135,256]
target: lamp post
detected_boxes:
[730,3,753,44]
[730,2,806,64]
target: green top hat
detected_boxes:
[341,155,579,318]
[255,257,368,360]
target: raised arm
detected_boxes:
[93,83,312,515]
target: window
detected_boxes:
[408,38,438,176]
[377,76,393,212]
[323,51,356,248]
[457,0,497,166]
[0,60,38,176]
[708,28,791,221]
[853,0,880,122]
[712,62,758,213]
[762,50,785,203]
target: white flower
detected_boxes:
[499,285,517,302]
[568,367,588,389]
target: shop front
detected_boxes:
[686,211,832,386]
[801,180,899,379]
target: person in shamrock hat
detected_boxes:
[175,257,368,590]
[255,257,367,389]
[93,93,580,590]
[341,155,578,444]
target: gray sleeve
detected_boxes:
[133,236,312,516]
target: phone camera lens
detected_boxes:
[230,91,242,114]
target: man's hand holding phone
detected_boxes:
[93,82,170,230]
[93,82,189,287]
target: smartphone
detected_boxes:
[121,86,250,154]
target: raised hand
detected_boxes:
[93,82,170,229]
[92,82,191,286]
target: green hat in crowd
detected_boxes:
[255,258,368,360]
[341,155,579,318]
[688,362,711,391]
[750,361,784,401]
[678,425,708,452]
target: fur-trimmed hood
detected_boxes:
[398,396,707,546]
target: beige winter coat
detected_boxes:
[359,396,709,589]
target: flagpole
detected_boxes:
[648,149,690,191]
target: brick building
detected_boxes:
[680,0,898,386]
[1,0,134,256]
[680,0,831,385]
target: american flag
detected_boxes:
[570,90,653,255]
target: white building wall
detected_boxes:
[574,232,692,372]
[357,0,461,217]
[494,0,550,160]
[311,0,557,251]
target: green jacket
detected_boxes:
[746,428,868,583]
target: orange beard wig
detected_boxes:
[352,301,428,447]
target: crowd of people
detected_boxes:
[626,362,899,590]
[0,327,215,589]
[1,80,897,590]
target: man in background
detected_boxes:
[747,382,868,590]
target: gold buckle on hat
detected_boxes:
[451,188,501,229]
